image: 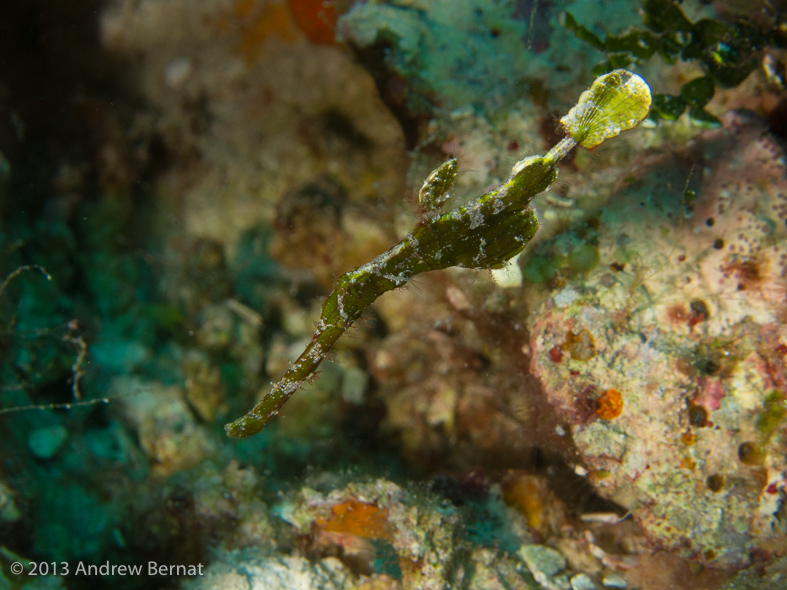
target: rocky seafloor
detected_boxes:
[1,1,786,589]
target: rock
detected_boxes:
[602,573,627,588]
[520,544,568,586]
[571,573,598,590]
[528,112,787,566]
[28,425,68,460]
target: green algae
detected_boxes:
[757,391,786,439]
[567,244,600,274]
[563,0,787,127]
[523,255,561,284]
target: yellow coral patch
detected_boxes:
[596,388,623,420]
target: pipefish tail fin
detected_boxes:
[561,69,651,150]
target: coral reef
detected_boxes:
[528,109,787,567]
[2,0,787,589]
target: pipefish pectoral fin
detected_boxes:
[419,157,458,215]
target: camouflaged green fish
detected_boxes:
[226,69,652,438]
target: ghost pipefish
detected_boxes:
[225,69,652,438]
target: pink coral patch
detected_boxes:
[694,377,725,412]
